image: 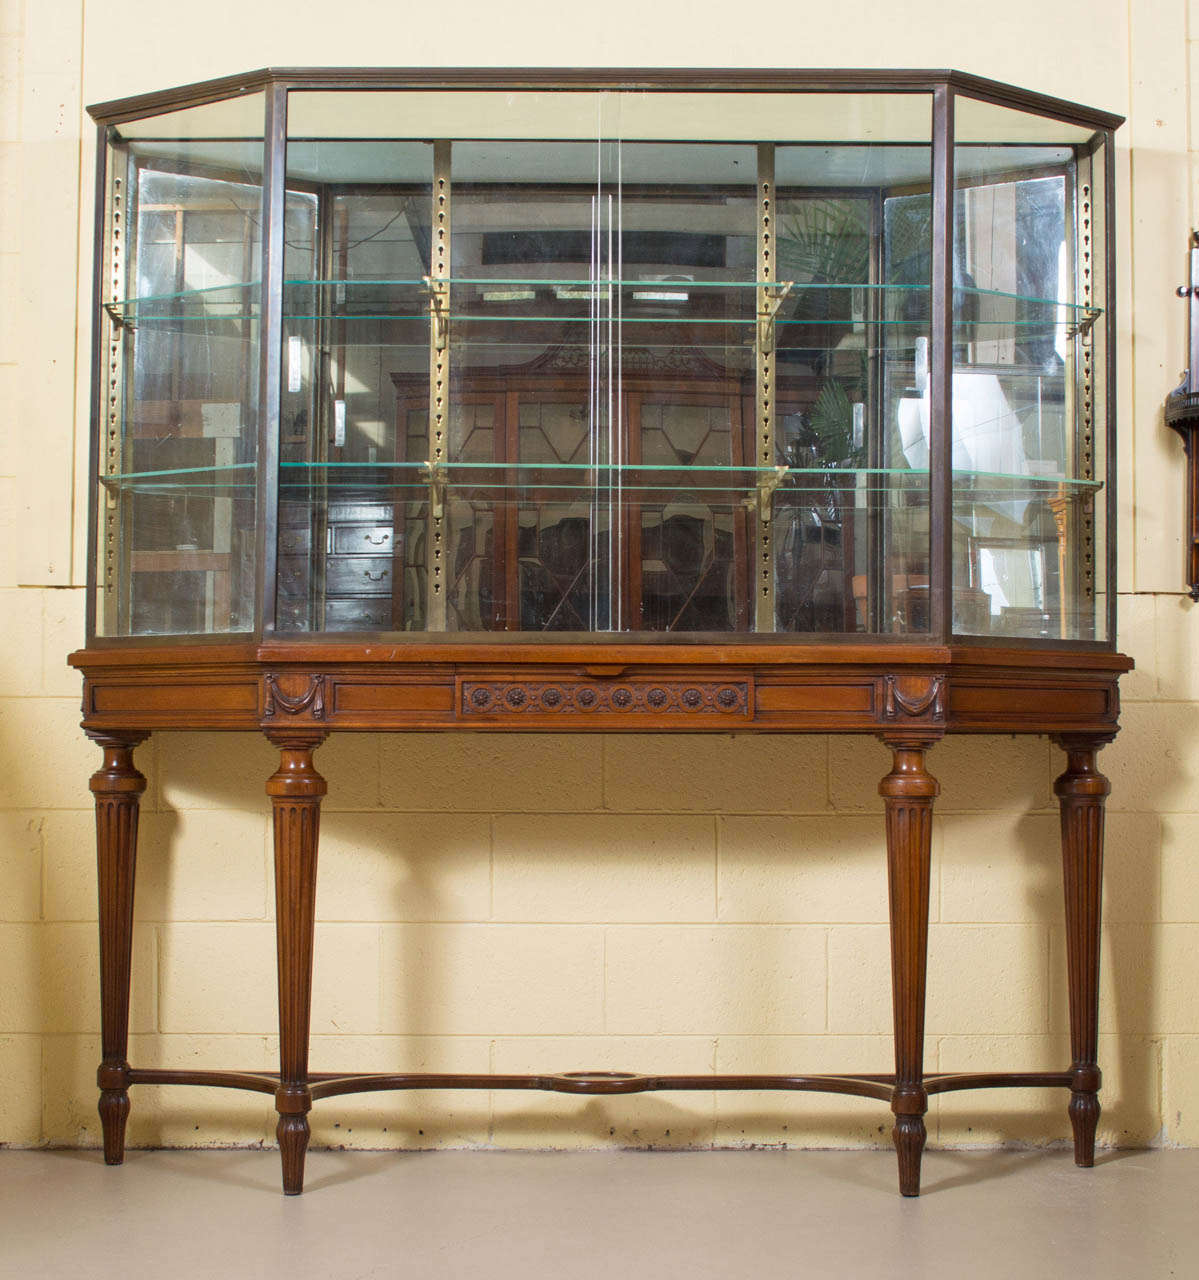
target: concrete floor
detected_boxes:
[1,1148,1194,1279]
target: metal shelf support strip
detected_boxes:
[755,143,776,633]
[426,140,451,631]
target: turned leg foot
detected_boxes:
[277,1110,311,1196]
[99,1087,131,1165]
[1069,1090,1100,1167]
[893,1114,927,1197]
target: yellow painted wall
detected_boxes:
[0,0,1196,1154]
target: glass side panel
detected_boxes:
[951,98,1107,640]
[274,89,931,636]
[96,94,265,636]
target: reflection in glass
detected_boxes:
[269,95,937,636]
[275,141,432,632]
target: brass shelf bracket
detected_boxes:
[756,281,794,355]
[746,465,788,523]
[1066,306,1102,341]
[421,461,448,521]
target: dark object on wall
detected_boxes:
[1166,230,1199,602]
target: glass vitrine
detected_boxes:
[74,71,1131,1203]
[88,72,1117,649]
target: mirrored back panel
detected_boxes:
[274,89,933,638]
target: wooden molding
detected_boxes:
[68,643,1130,737]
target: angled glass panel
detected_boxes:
[951,97,1108,640]
[96,93,265,636]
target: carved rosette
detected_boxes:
[460,680,751,718]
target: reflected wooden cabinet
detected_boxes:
[276,352,863,636]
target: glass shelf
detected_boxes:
[99,459,1103,503]
[103,277,1101,330]
[103,282,262,327]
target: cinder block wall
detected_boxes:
[1,0,1196,1153]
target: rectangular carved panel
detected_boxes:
[457,676,753,723]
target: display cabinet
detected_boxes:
[70,69,1130,1196]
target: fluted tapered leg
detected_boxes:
[1053,734,1111,1168]
[89,731,149,1165]
[266,730,327,1195]
[880,738,938,1197]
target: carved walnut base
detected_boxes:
[71,641,1128,1194]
